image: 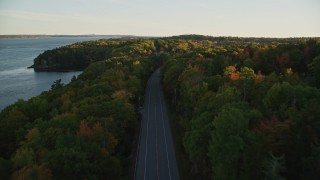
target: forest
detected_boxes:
[1,35,320,179]
[160,35,320,180]
[0,39,157,179]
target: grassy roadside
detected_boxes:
[164,97,193,180]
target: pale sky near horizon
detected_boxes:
[0,0,319,37]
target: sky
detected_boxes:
[0,0,319,37]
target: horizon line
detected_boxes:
[0,34,320,39]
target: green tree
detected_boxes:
[0,105,28,158]
[302,146,320,180]
[262,153,286,180]
[184,86,241,163]
[0,158,12,179]
[263,82,294,116]
[12,148,35,169]
[51,79,64,90]
[208,107,250,180]
[11,164,52,180]
[312,56,320,87]
[239,67,256,100]
[288,49,305,74]
[243,58,255,70]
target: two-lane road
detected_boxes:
[135,69,180,180]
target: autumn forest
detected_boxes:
[1,35,320,179]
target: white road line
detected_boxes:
[134,78,150,180]
[158,76,172,180]
[143,76,152,180]
[156,92,159,180]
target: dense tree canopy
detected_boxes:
[1,35,320,179]
[0,39,157,179]
[160,35,320,179]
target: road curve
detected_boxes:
[134,69,180,180]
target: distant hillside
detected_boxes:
[29,35,320,72]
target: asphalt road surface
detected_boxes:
[135,69,180,180]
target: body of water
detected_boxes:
[0,37,107,111]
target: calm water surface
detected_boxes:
[0,37,108,111]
